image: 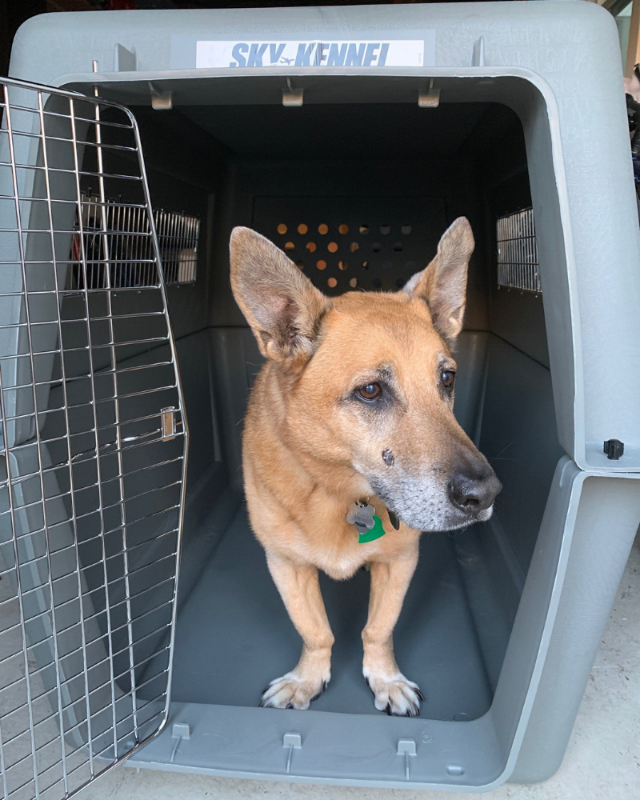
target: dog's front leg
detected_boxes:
[362,550,423,716]
[260,554,334,710]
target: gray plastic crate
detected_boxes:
[3,1,640,793]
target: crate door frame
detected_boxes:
[0,76,188,800]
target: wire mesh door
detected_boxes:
[0,77,188,800]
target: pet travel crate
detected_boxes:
[2,1,640,794]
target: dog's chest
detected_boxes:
[297,518,388,580]
[308,544,373,580]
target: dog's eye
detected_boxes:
[441,370,456,391]
[358,383,382,401]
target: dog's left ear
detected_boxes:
[230,226,332,371]
[403,217,474,345]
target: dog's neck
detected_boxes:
[291,442,373,507]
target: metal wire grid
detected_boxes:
[68,199,199,291]
[0,78,187,800]
[154,210,199,286]
[496,207,541,294]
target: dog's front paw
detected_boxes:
[259,671,329,711]
[364,669,423,717]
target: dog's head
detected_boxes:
[230,219,501,532]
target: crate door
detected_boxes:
[0,77,187,800]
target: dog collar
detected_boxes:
[347,500,400,544]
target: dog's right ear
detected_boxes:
[230,227,332,370]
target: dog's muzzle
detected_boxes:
[369,463,501,533]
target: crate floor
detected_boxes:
[88,531,640,799]
[167,505,493,721]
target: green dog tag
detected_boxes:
[358,514,386,544]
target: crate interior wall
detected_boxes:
[41,73,564,787]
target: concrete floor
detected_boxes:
[77,531,640,800]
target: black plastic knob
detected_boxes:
[603,439,624,460]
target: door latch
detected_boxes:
[161,407,178,440]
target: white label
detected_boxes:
[195,40,428,69]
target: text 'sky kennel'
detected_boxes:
[3,2,640,794]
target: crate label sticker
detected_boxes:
[195,39,430,69]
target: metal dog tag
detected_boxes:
[347,501,387,544]
[347,500,375,533]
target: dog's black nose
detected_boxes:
[448,463,502,514]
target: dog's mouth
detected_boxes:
[440,502,495,529]
[393,500,494,533]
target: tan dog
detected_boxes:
[230,218,501,716]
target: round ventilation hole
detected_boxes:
[395,277,405,288]
[383,261,393,270]
[393,242,403,252]
[380,225,391,235]
[328,242,338,253]
[361,261,369,270]
[405,260,416,270]
[372,278,382,288]
[359,225,369,235]
[349,277,358,288]
[306,242,317,252]
[284,241,295,252]
[338,224,349,235]
[318,224,329,235]
[296,260,305,270]
[349,242,359,253]
[316,259,327,270]
[327,277,338,288]
[372,243,381,253]
[298,223,308,235]
[338,261,348,271]
[277,223,287,235]
[401,225,412,235]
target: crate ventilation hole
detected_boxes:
[275,222,416,293]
